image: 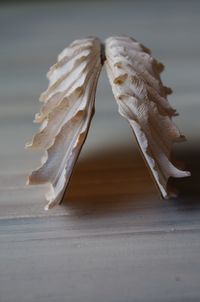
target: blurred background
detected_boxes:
[0,1,200,302]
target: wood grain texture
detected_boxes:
[0,1,200,302]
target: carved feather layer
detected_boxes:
[105,36,190,198]
[27,37,102,209]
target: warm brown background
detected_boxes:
[0,1,200,301]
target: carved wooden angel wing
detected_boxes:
[26,37,102,209]
[105,36,190,198]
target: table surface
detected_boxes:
[0,1,200,301]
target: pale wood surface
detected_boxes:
[0,1,200,301]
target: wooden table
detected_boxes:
[0,1,200,301]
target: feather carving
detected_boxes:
[26,37,102,209]
[26,35,190,209]
[104,36,190,198]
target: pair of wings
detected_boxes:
[26,36,190,210]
